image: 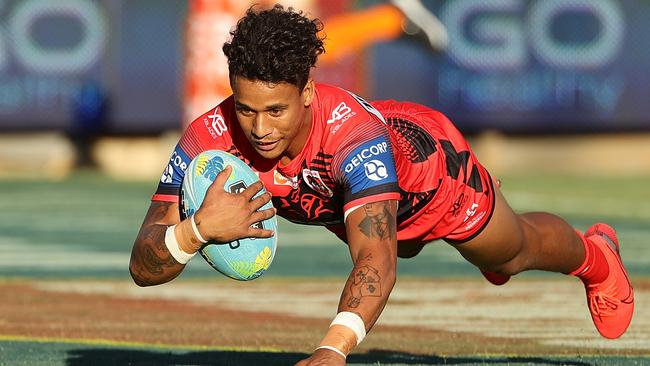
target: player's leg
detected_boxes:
[449,185,634,339]
[450,187,585,275]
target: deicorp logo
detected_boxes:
[341,137,397,194]
[363,160,388,181]
[344,141,390,173]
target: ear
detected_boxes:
[301,79,315,107]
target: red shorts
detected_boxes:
[434,168,496,243]
[397,162,496,244]
[372,100,496,244]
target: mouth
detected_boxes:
[253,139,280,152]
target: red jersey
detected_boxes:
[154,83,494,244]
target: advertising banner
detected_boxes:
[373,0,649,132]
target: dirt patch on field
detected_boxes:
[0,278,647,356]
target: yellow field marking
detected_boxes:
[0,334,284,353]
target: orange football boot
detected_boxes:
[581,223,634,339]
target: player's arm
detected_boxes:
[129,200,185,287]
[341,199,398,330]
[129,166,276,287]
[298,199,398,365]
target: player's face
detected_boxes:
[232,76,314,164]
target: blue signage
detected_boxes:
[372,0,649,133]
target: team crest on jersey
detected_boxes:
[302,169,333,197]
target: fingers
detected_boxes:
[250,191,272,211]
[211,165,232,189]
[247,227,275,238]
[249,207,276,224]
[240,180,265,200]
[246,208,276,238]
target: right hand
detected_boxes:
[294,348,346,366]
[193,165,276,243]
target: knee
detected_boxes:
[487,254,529,276]
[478,235,532,276]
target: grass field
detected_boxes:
[0,171,648,365]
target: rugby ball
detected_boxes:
[180,150,277,281]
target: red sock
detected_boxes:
[569,232,609,285]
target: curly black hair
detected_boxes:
[222,4,325,90]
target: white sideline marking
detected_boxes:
[0,239,128,269]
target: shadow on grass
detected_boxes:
[66,348,596,366]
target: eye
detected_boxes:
[237,107,254,116]
[268,108,283,117]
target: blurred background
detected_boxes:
[1,3,649,363]
[1,0,649,179]
[0,0,648,279]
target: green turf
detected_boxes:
[0,171,648,279]
[0,172,647,365]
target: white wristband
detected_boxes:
[190,215,208,243]
[315,345,346,359]
[330,312,366,345]
[165,225,196,264]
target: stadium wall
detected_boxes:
[2,132,649,181]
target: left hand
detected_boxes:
[294,348,346,366]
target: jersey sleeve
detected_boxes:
[152,102,233,203]
[331,116,400,221]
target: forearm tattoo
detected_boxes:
[138,204,178,277]
[346,263,382,308]
[141,229,176,275]
[358,202,396,241]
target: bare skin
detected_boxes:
[449,184,585,276]
[232,76,315,165]
[129,201,185,286]
[395,180,585,275]
[296,183,587,366]
[295,200,398,366]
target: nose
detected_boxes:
[251,113,272,139]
